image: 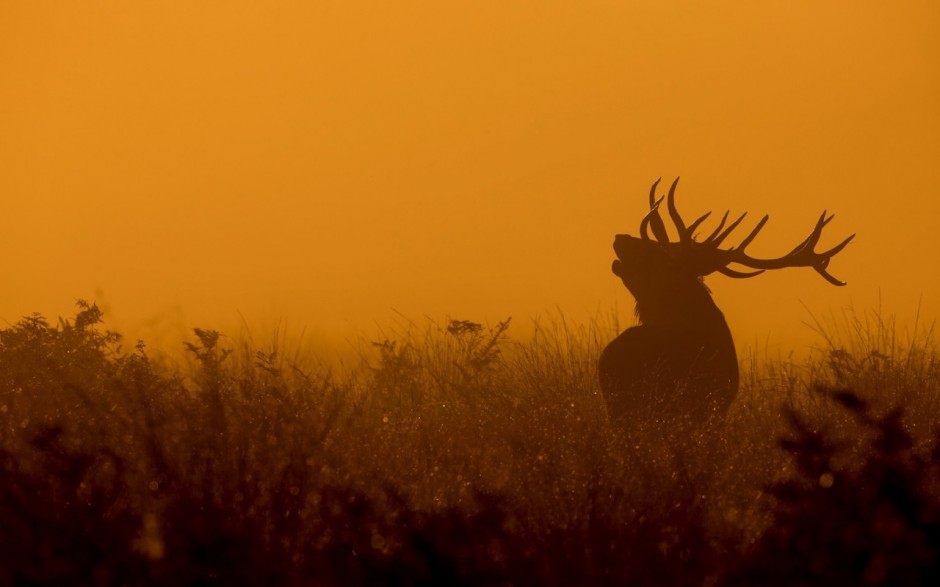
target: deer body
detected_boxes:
[600,178,853,428]
[599,270,738,426]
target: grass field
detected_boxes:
[1,300,938,585]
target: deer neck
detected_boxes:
[634,282,730,336]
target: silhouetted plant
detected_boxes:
[0,426,146,586]
[446,317,512,376]
[723,387,940,586]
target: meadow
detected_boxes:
[1,300,938,585]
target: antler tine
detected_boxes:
[734,215,769,251]
[644,179,670,242]
[821,232,856,258]
[803,211,829,250]
[665,177,689,241]
[710,212,748,247]
[815,264,847,286]
[703,211,730,243]
[640,195,667,241]
[648,177,662,207]
[811,233,856,286]
[686,211,712,238]
[787,211,834,255]
[717,266,765,279]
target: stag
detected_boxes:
[599,178,854,428]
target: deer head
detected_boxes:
[612,178,855,314]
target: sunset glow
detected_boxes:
[3,1,938,351]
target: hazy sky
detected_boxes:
[2,1,938,355]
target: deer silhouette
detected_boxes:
[599,178,854,428]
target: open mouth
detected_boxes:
[611,259,623,277]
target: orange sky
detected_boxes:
[2,1,938,356]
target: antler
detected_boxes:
[641,178,670,242]
[638,178,855,286]
[715,211,856,286]
[641,177,729,245]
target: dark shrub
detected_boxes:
[723,387,940,586]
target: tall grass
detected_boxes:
[0,300,937,585]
